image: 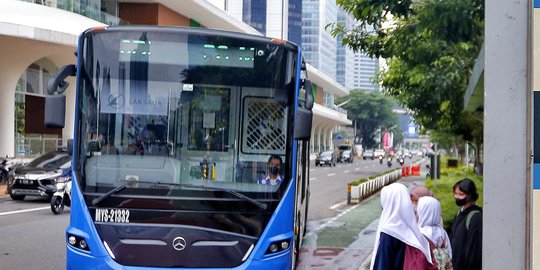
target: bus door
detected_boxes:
[178,84,238,182]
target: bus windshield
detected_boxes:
[75,28,297,207]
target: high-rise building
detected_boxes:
[302,0,338,79]
[209,0,302,45]
[355,53,380,92]
[336,7,355,89]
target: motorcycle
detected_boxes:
[50,172,72,215]
[0,157,7,184]
[0,157,25,184]
[398,155,405,166]
[387,156,393,168]
[379,155,384,165]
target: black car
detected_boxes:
[315,150,336,166]
[7,150,71,201]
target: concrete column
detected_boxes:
[484,0,529,269]
[0,71,18,157]
[0,44,35,157]
[320,127,326,151]
[313,125,321,153]
[310,128,315,153]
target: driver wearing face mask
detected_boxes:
[259,155,283,186]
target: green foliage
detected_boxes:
[349,167,402,186]
[330,0,484,142]
[337,90,398,149]
[425,156,483,231]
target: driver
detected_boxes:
[259,155,283,186]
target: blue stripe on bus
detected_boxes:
[535,92,540,163]
[536,0,540,8]
[534,164,540,189]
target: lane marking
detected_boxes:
[330,201,346,210]
[327,173,336,177]
[310,177,317,181]
[0,206,50,216]
[344,170,350,173]
[355,168,360,171]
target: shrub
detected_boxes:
[425,158,483,231]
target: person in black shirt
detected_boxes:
[450,178,482,270]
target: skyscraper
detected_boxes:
[302,0,338,79]
[355,53,380,91]
[210,0,302,44]
[336,7,355,89]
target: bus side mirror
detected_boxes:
[67,139,74,156]
[303,79,314,110]
[294,107,312,140]
[48,64,76,95]
[45,64,75,129]
[45,95,66,128]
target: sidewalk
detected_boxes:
[356,172,428,270]
[297,167,428,270]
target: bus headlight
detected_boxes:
[67,234,90,251]
[265,239,290,255]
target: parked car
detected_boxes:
[362,149,374,160]
[339,150,354,163]
[7,150,72,201]
[315,150,336,167]
[373,149,386,159]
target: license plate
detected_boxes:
[20,179,33,185]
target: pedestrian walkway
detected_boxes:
[297,167,428,270]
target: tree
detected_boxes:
[329,0,484,170]
[337,90,398,149]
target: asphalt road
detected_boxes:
[307,156,418,221]
[0,155,420,270]
[0,197,68,270]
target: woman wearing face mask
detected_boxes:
[449,178,482,270]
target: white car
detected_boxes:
[373,149,386,158]
[362,149,374,160]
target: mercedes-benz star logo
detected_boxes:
[172,237,187,251]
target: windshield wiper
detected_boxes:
[92,179,142,206]
[156,182,268,210]
[91,180,268,210]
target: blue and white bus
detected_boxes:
[45,26,313,269]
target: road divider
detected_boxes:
[347,160,425,204]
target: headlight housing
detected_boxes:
[54,176,71,183]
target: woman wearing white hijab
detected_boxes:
[417,196,453,268]
[371,183,433,270]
